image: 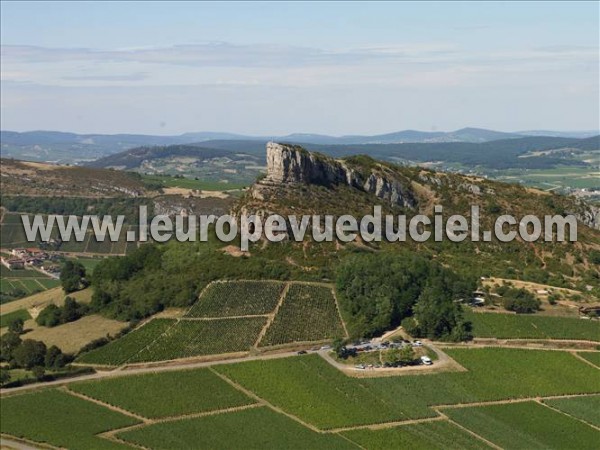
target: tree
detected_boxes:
[401,317,421,337]
[60,261,87,293]
[36,304,61,327]
[333,337,346,358]
[12,339,47,370]
[8,318,24,334]
[0,368,10,385]
[31,365,46,381]
[336,252,474,338]
[60,297,86,323]
[502,288,541,314]
[0,332,22,362]
[411,279,472,342]
[45,345,68,370]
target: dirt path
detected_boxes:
[209,367,323,433]
[327,415,446,433]
[0,350,302,396]
[253,282,290,347]
[63,386,151,423]
[536,398,600,431]
[318,342,467,378]
[0,437,56,450]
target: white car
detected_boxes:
[413,340,423,347]
[420,356,433,365]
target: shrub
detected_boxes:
[502,288,541,314]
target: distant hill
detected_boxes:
[88,144,265,187]
[87,144,245,170]
[194,135,598,170]
[0,158,154,197]
[5,127,596,165]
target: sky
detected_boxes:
[1,1,598,135]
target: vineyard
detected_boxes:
[0,212,132,255]
[217,348,600,429]
[0,389,139,450]
[76,319,174,366]
[342,419,490,450]
[69,369,254,419]
[579,352,600,367]
[259,284,346,347]
[128,317,268,363]
[77,281,349,365]
[543,395,600,427]
[443,401,600,449]
[186,281,285,317]
[465,309,600,341]
[117,406,354,450]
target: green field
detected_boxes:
[0,389,139,450]
[69,369,254,419]
[217,348,600,429]
[186,281,285,317]
[543,395,600,427]
[0,266,49,278]
[142,174,246,191]
[0,308,31,328]
[342,420,491,450]
[444,401,600,449]
[129,317,267,362]
[118,406,355,450]
[578,352,600,367]
[76,319,174,366]
[76,282,350,366]
[260,284,345,346]
[0,212,130,255]
[465,310,600,341]
[493,165,600,191]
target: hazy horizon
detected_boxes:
[2,126,599,138]
[1,2,598,135]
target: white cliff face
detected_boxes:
[262,142,416,209]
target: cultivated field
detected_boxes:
[579,352,600,367]
[118,406,355,450]
[443,401,600,449]
[128,317,268,363]
[259,284,346,346]
[185,281,285,317]
[465,309,600,341]
[342,420,491,450]
[0,212,132,255]
[77,281,346,366]
[2,347,599,449]
[0,389,139,450]
[76,319,173,366]
[217,348,600,429]
[543,395,600,427]
[0,308,31,328]
[0,264,60,299]
[70,369,254,418]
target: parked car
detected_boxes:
[297,350,307,355]
[420,356,433,365]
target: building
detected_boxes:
[1,257,25,270]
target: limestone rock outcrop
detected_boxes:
[260,142,416,209]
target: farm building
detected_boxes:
[1,258,25,270]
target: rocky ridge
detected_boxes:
[256,142,416,209]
